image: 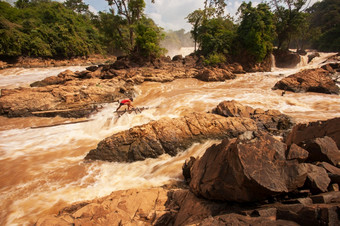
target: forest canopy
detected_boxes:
[0,0,339,62]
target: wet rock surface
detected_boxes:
[273,50,301,68]
[212,100,294,136]
[273,68,340,94]
[37,114,340,225]
[85,112,258,162]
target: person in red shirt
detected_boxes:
[116,97,134,111]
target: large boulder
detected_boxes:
[272,68,339,94]
[189,132,308,202]
[85,112,258,162]
[301,163,331,193]
[195,68,236,81]
[302,136,340,166]
[212,100,294,136]
[285,117,340,150]
[273,50,301,68]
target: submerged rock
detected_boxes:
[272,68,340,94]
[85,112,257,162]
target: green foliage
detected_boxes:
[0,1,102,58]
[271,0,309,50]
[134,17,165,58]
[308,0,340,51]
[197,17,235,58]
[203,52,226,66]
[63,0,90,14]
[236,2,275,62]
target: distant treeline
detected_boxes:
[0,0,339,64]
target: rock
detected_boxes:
[311,191,340,204]
[189,132,307,202]
[196,214,299,226]
[85,113,258,162]
[308,52,320,63]
[36,188,169,226]
[0,79,127,117]
[276,203,340,226]
[317,162,340,175]
[273,50,301,68]
[182,157,196,183]
[329,184,339,191]
[212,100,294,136]
[222,63,246,74]
[273,68,339,94]
[155,189,229,226]
[285,117,340,150]
[172,55,183,61]
[212,100,254,117]
[301,163,331,193]
[317,162,340,186]
[195,68,236,81]
[286,144,309,162]
[302,136,340,166]
[322,63,336,73]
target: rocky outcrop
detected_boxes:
[36,188,169,226]
[285,117,340,150]
[36,185,340,226]
[212,100,294,136]
[36,117,340,225]
[85,112,257,162]
[273,50,301,68]
[194,68,236,81]
[189,131,310,202]
[187,117,339,202]
[0,55,116,69]
[273,68,340,94]
[0,78,130,117]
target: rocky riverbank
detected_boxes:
[1,52,339,119]
[0,55,117,69]
[36,112,340,225]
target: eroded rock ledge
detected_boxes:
[273,68,340,94]
[85,112,257,162]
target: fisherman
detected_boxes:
[116,97,134,111]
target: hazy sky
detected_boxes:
[83,0,261,31]
[6,0,319,32]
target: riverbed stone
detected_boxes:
[272,68,340,94]
[189,131,307,202]
[85,112,257,162]
[285,117,340,150]
[212,100,294,136]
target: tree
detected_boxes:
[236,2,275,62]
[308,0,340,51]
[186,9,204,52]
[271,0,310,50]
[0,1,102,58]
[63,0,90,14]
[134,17,165,58]
[203,0,227,17]
[105,0,146,52]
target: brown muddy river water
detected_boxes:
[0,53,339,225]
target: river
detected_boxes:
[0,52,339,225]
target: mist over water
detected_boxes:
[0,52,339,225]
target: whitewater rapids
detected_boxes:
[0,52,339,225]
